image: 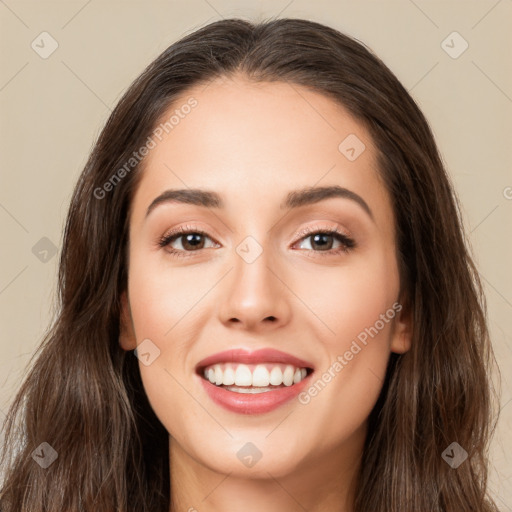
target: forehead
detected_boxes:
[130,75,393,230]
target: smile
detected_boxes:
[201,362,311,389]
[195,348,315,414]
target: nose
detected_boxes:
[217,243,292,332]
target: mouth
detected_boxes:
[197,362,314,392]
[195,348,315,414]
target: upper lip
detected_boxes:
[195,348,315,372]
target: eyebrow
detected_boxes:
[145,185,374,220]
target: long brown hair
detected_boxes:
[0,17,500,511]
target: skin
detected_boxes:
[119,74,412,512]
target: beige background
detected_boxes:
[1,0,511,508]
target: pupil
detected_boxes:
[312,233,332,250]
[187,234,201,245]
[184,233,203,249]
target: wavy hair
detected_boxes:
[0,17,499,511]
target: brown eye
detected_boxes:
[295,230,355,254]
[308,233,335,251]
[158,227,219,258]
[170,233,206,251]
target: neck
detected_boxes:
[168,431,364,512]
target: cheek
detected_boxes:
[126,254,214,436]
[295,323,394,458]
[293,249,400,351]
[127,253,210,340]
[292,252,398,437]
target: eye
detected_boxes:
[158,225,219,258]
[157,224,356,259]
[293,226,355,256]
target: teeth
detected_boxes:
[223,385,278,394]
[269,366,282,386]
[283,365,294,386]
[222,366,235,386]
[202,362,310,387]
[234,365,252,386]
[214,365,223,385]
[252,365,270,386]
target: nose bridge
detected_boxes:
[218,234,290,329]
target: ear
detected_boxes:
[119,290,137,351]
[390,300,413,354]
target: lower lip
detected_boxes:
[199,373,312,415]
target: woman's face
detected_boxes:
[120,75,411,480]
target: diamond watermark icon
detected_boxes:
[32,237,58,263]
[441,32,468,59]
[441,442,468,469]
[338,134,366,161]
[31,442,58,469]
[134,338,161,366]
[31,32,59,59]
[237,442,262,468]
[236,236,263,264]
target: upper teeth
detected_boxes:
[202,363,308,387]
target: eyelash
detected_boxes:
[157,224,356,259]
[158,225,214,259]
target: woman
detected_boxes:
[0,17,500,512]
